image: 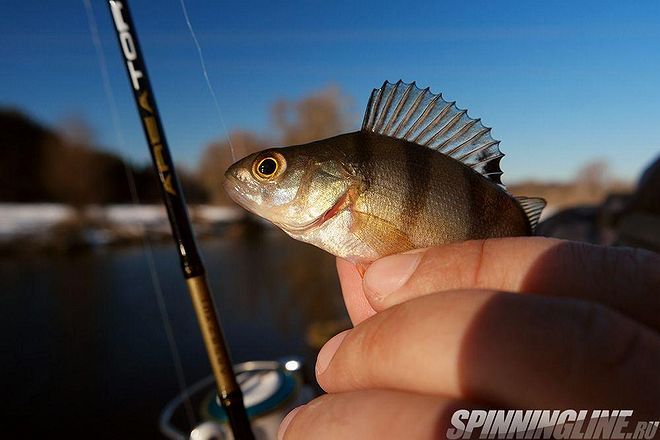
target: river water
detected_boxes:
[1,227,348,438]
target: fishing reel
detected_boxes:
[160,358,315,440]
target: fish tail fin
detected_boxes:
[515,196,546,232]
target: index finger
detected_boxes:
[362,237,660,330]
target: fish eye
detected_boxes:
[258,158,277,176]
[253,153,285,180]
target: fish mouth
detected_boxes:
[223,175,261,215]
[279,188,352,234]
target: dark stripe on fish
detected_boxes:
[355,133,373,191]
[402,142,431,233]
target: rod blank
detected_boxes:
[106,1,254,438]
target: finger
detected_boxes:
[336,257,375,325]
[316,290,660,418]
[280,389,468,440]
[362,237,660,330]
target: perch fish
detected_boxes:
[224,81,546,269]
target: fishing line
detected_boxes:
[178,0,237,162]
[83,0,196,428]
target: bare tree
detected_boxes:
[272,85,354,145]
[58,115,96,147]
[575,159,611,197]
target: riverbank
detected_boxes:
[0,203,249,256]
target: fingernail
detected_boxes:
[278,405,303,440]
[363,252,422,301]
[315,330,349,376]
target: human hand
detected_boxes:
[279,237,660,439]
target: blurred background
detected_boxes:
[1,0,659,438]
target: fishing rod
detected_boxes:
[105,1,254,438]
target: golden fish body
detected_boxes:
[224,81,545,265]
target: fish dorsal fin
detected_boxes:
[362,80,505,187]
[515,196,546,231]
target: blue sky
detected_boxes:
[1,0,659,182]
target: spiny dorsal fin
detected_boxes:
[515,196,547,231]
[362,80,505,187]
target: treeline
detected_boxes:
[0,85,352,206]
[0,109,207,205]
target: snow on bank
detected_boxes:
[191,205,244,223]
[0,203,244,239]
[0,204,75,236]
[90,205,168,227]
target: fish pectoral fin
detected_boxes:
[351,210,414,257]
